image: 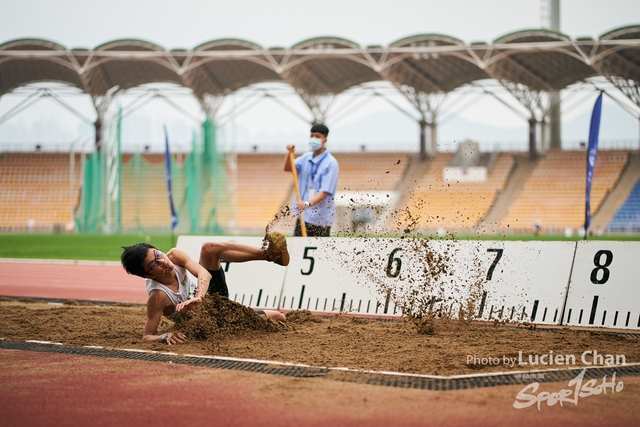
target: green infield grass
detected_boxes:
[0,234,175,261]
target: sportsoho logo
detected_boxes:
[466,351,627,410]
[511,351,626,410]
[513,368,623,410]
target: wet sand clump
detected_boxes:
[174,295,281,340]
[286,309,325,324]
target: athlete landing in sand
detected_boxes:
[121,231,289,345]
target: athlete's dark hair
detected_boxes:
[121,243,156,277]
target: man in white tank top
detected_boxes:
[121,231,288,345]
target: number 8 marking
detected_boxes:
[590,250,613,284]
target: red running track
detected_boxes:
[2,349,639,427]
[2,258,640,426]
[0,258,147,303]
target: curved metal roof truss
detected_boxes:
[0,26,638,114]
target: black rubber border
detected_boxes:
[2,340,639,391]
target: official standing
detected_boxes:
[284,124,339,236]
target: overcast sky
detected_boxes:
[2,0,638,48]
[0,0,639,152]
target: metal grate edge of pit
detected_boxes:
[2,340,640,391]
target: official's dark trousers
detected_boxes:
[294,221,331,237]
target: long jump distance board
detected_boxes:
[279,238,576,323]
[563,241,640,330]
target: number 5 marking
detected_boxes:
[486,248,503,281]
[301,246,317,276]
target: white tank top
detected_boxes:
[145,265,198,308]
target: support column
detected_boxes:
[549,0,560,30]
[540,118,549,154]
[419,119,428,162]
[94,118,102,151]
[104,109,122,234]
[547,1,561,150]
[529,118,538,161]
[92,87,118,152]
[430,120,438,156]
[80,91,117,233]
[549,92,562,149]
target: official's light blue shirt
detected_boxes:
[294,150,339,227]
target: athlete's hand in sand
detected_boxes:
[164,332,186,345]
[176,297,202,313]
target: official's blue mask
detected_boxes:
[309,137,323,151]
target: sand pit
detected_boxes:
[0,297,638,376]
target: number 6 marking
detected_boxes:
[486,248,503,281]
[386,248,403,278]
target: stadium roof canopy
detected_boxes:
[1,26,638,102]
[1,25,638,159]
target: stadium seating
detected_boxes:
[0,149,634,236]
[333,152,409,191]
[397,152,515,233]
[499,150,628,233]
[233,153,292,232]
[0,152,81,232]
[607,177,640,232]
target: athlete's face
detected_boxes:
[142,248,173,276]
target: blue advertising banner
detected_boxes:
[164,126,178,231]
[584,92,603,233]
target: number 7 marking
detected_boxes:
[486,248,504,281]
